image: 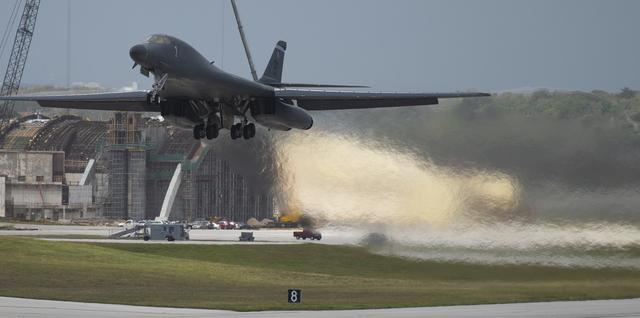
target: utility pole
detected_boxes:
[67,0,71,89]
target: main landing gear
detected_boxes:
[193,122,255,140]
[193,122,220,140]
[230,122,256,140]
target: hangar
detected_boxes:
[0,113,274,222]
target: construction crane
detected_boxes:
[0,0,41,119]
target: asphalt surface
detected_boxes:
[1,297,640,318]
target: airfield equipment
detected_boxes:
[0,0,40,119]
[239,231,254,241]
[143,223,189,241]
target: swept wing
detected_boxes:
[0,91,154,112]
[275,89,490,110]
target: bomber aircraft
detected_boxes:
[0,24,489,141]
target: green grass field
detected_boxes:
[0,237,639,311]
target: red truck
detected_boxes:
[293,229,322,240]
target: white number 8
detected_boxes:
[290,290,298,303]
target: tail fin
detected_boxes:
[259,40,287,84]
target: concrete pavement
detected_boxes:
[1,297,640,318]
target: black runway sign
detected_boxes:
[288,289,301,303]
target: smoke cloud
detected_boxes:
[271,102,640,268]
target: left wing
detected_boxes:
[275,89,490,110]
[0,91,156,112]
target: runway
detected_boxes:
[1,296,639,318]
[0,223,114,237]
[0,223,363,245]
[2,223,640,316]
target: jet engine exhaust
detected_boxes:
[271,107,640,269]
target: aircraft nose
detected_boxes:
[129,44,148,63]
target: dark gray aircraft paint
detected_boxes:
[0,34,489,140]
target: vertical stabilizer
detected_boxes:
[259,40,287,84]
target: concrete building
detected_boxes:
[0,150,64,219]
[0,113,275,222]
[0,115,106,220]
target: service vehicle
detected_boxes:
[293,229,322,240]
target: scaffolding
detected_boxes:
[142,125,275,222]
[127,149,146,220]
[104,112,146,220]
[147,148,273,221]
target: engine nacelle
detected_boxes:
[250,99,313,131]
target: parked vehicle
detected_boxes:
[236,222,252,230]
[293,229,322,240]
[217,220,234,230]
[187,220,211,229]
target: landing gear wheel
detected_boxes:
[230,124,242,140]
[235,124,244,139]
[243,125,252,140]
[193,124,205,140]
[206,123,219,140]
[248,123,256,138]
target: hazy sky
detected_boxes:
[0,0,638,92]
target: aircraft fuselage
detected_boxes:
[130,34,273,102]
[0,33,489,141]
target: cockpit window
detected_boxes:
[146,35,171,44]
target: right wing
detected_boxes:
[0,91,157,112]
